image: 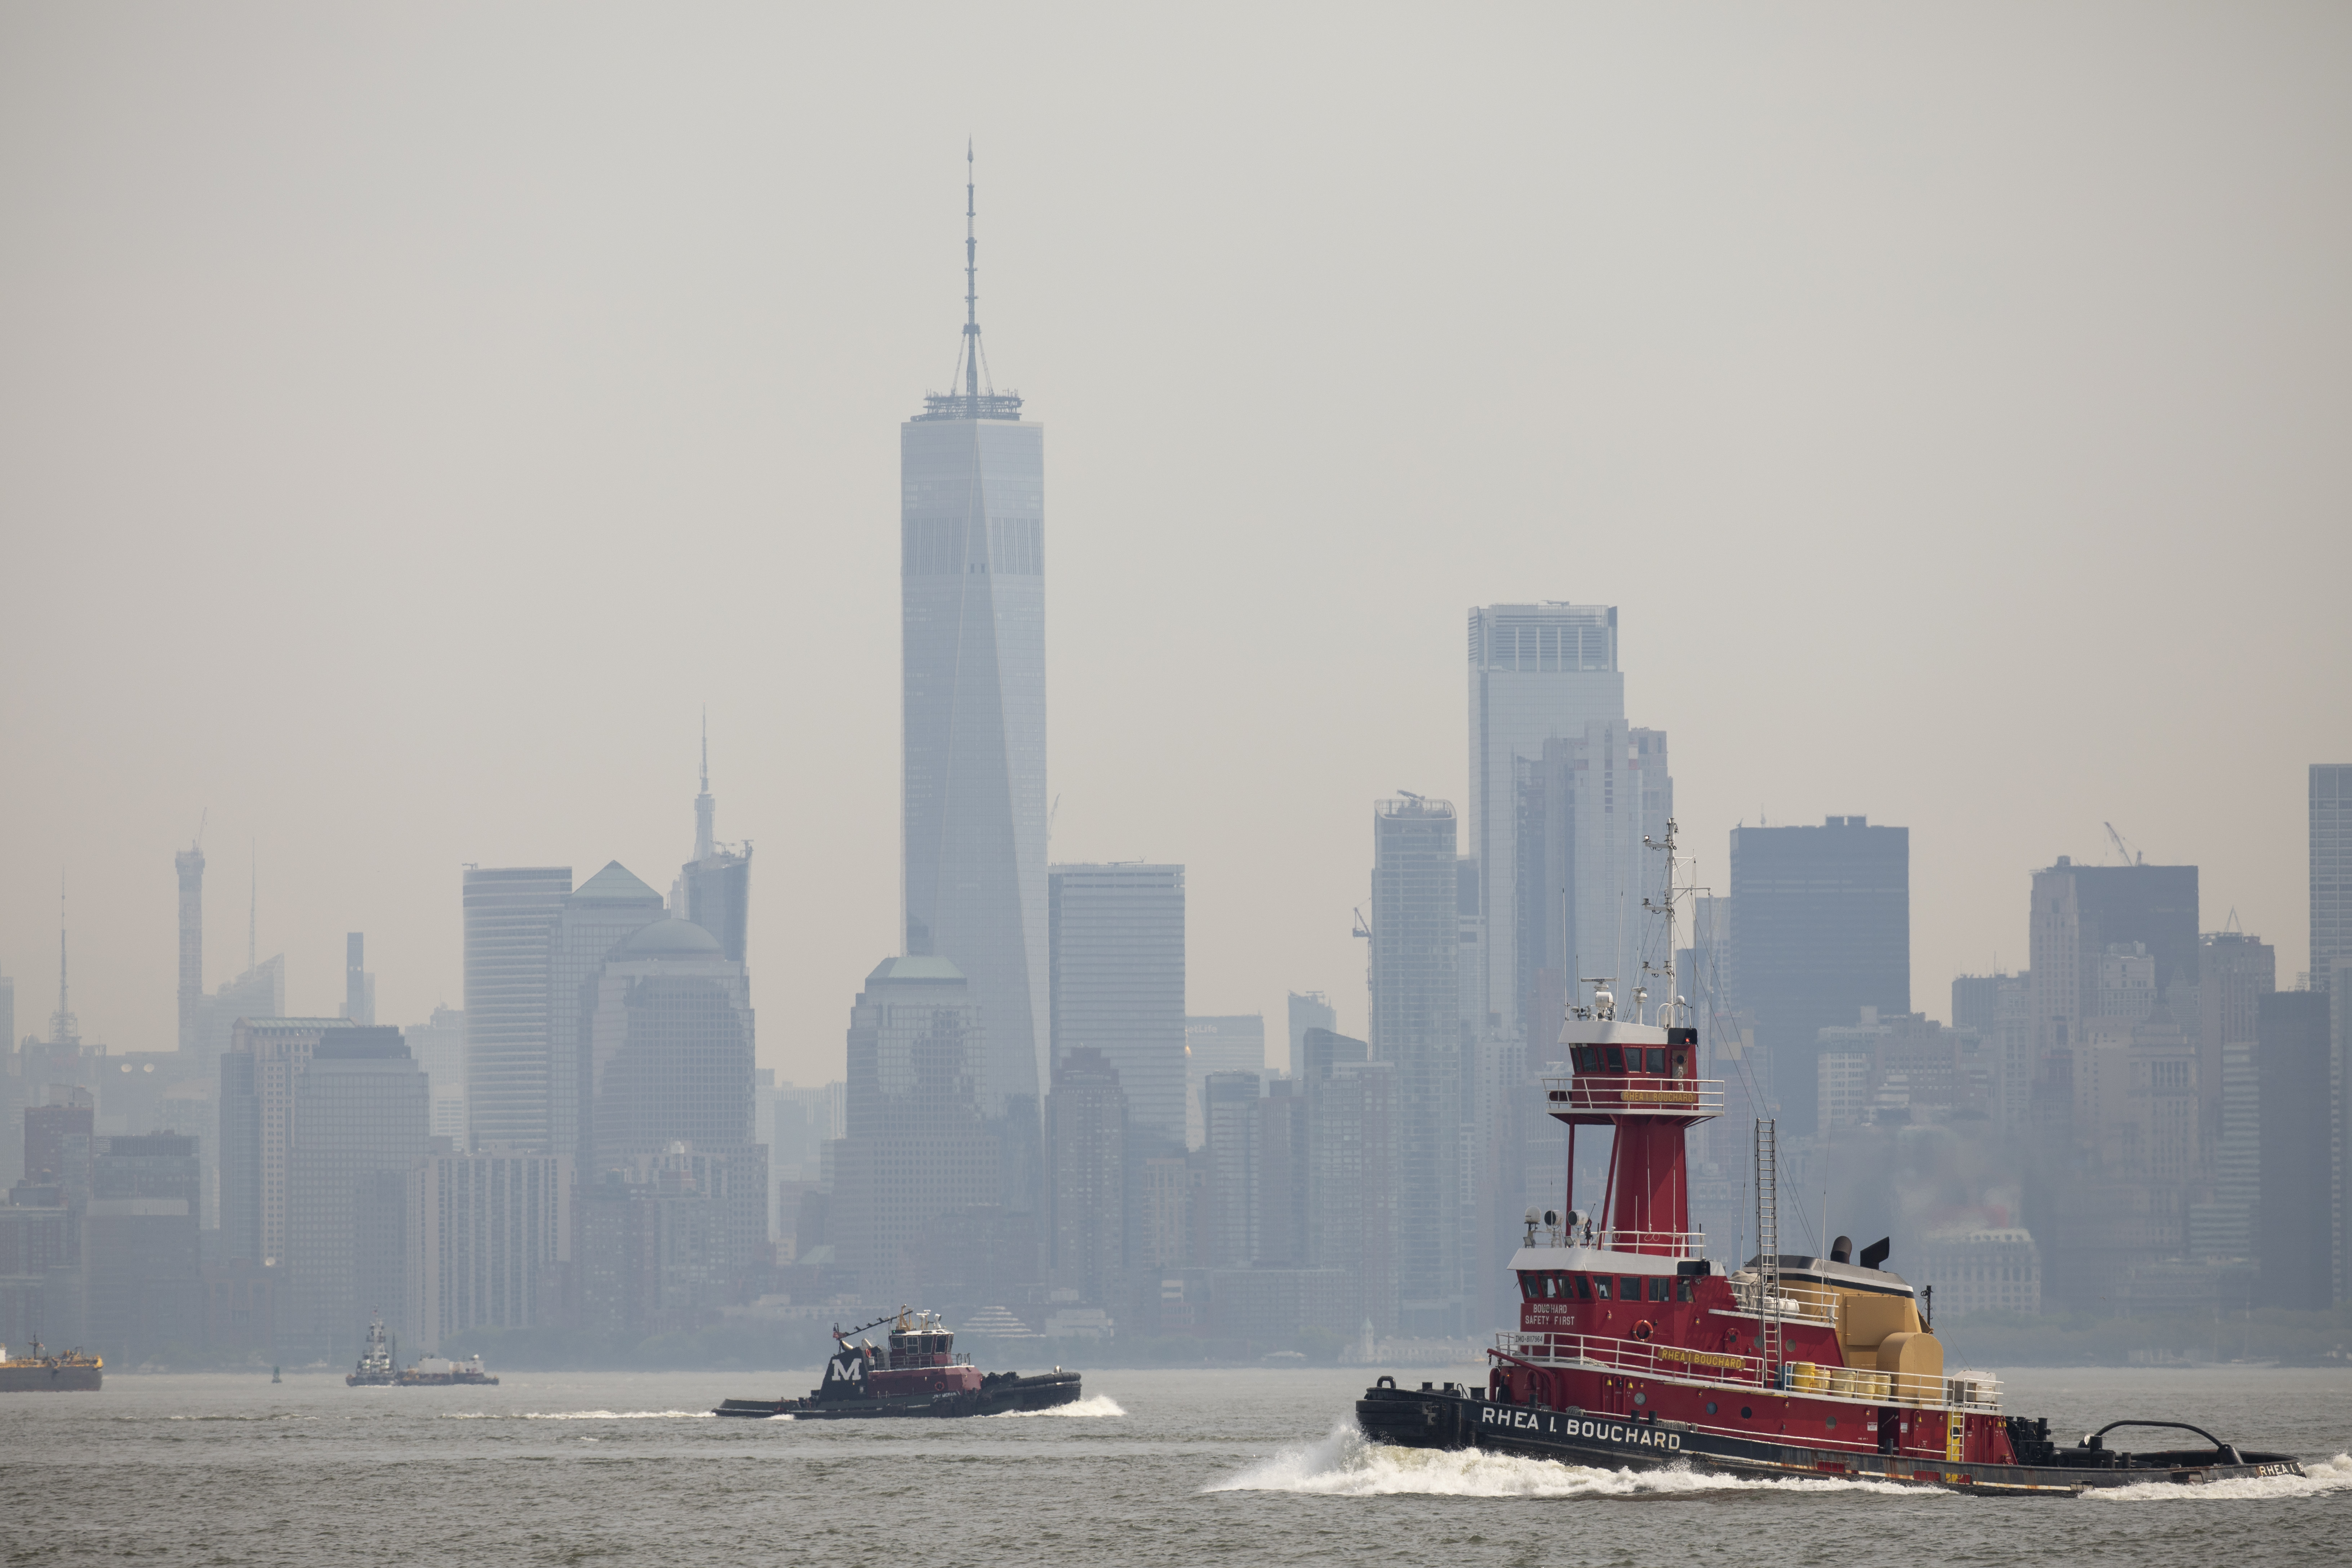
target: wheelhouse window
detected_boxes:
[1622,1277,1645,1301]
[1593,1276,1612,1301]
[1572,1274,1593,1300]
[1647,1277,1670,1302]
[1645,1048,1666,1074]
[1520,1274,1540,1301]
[1604,1046,1625,1072]
[1675,1278,1695,1303]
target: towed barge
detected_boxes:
[1356,819,2300,1496]
[717,1309,1081,1419]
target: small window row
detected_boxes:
[1520,1271,1695,1304]
[1569,1045,1689,1076]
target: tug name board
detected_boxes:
[1478,1405,1683,1450]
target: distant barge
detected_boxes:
[1,1341,102,1393]
[716,1309,1081,1419]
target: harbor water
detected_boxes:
[2,1363,2345,1565]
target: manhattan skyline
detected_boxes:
[3,6,2348,1089]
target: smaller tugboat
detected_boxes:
[398,1353,498,1386]
[346,1314,397,1386]
[715,1308,1082,1418]
[0,1340,103,1393]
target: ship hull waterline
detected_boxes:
[1355,1385,2303,1497]
[717,1371,1081,1419]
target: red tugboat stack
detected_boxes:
[1357,818,2304,1495]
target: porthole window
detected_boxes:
[1825,1416,1836,1430]
[1740,1407,1754,1420]
[1705,1401,1718,1415]
[1633,1392,1646,1405]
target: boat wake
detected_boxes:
[440,1409,715,1421]
[989,1395,1126,1419]
[2079,1451,2352,1503]
[1206,1423,1918,1499]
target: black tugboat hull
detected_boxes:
[717,1371,1083,1419]
[1354,1385,2304,1497]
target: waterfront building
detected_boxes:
[2257,991,2334,1307]
[217,1017,356,1268]
[284,1029,430,1361]
[1370,795,1462,1335]
[1046,1047,1125,1303]
[828,957,1001,1296]
[1728,817,1911,1136]
[83,1133,201,1361]
[550,862,668,1163]
[901,155,1047,1118]
[406,1146,571,1353]
[1047,864,1185,1147]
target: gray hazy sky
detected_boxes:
[4,3,2347,1086]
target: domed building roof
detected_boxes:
[617,918,723,958]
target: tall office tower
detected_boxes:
[1253,1080,1309,1267]
[83,1133,200,1361]
[461,866,571,1153]
[2257,992,2333,1307]
[176,842,203,1053]
[1286,991,1336,1076]
[681,724,754,963]
[1306,1054,1399,1336]
[586,918,764,1286]
[2315,766,2351,998]
[1727,818,1910,1136]
[551,863,667,1165]
[285,1029,430,1361]
[1951,972,2034,1128]
[1183,1014,1264,1151]
[217,1017,356,1266]
[2026,858,2200,1107]
[1046,1046,1125,1302]
[22,1094,94,1188]
[902,155,1047,1118]
[1511,723,1674,1041]
[406,1146,572,1353]
[341,933,375,1026]
[190,955,284,1068]
[1198,1070,1263,1268]
[1370,795,1462,1335]
[1466,604,1626,1041]
[829,957,1001,1294]
[404,1006,469,1148]
[2198,932,2276,1150]
[1046,865,1185,1146]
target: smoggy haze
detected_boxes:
[2,2,2347,1084]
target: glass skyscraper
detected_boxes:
[900,160,1047,1115]
[1466,604,1626,1041]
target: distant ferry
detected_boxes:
[1,1341,102,1394]
[1355,819,2303,1495]
[716,1308,1080,1418]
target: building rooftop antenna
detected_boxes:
[694,707,717,863]
[963,139,984,399]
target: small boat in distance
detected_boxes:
[716,1308,1081,1419]
[398,1354,498,1387]
[1,1340,102,1394]
[346,1313,397,1386]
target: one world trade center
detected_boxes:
[900,148,1047,1115]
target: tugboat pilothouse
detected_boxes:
[716,1308,1081,1419]
[346,1312,397,1386]
[1357,819,2303,1494]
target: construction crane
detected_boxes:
[2103,821,2143,867]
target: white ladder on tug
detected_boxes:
[1754,1118,1782,1384]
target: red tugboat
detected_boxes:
[1357,820,2302,1495]
[715,1308,1082,1419]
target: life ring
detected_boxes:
[1631,1320,1655,1342]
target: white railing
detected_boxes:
[1723,1276,1840,1328]
[1489,1330,2002,1412]
[1528,1226,1710,1258]
[1540,1076,1727,1116]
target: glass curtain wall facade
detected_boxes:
[1466,605,1625,1042]
[462,867,571,1153]
[1047,864,1186,1146]
[1370,796,1462,1335]
[902,409,1047,1117]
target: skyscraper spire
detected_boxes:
[964,139,982,399]
[694,708,716,863]
[50,871,78,1047]
[249,839,257,974]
